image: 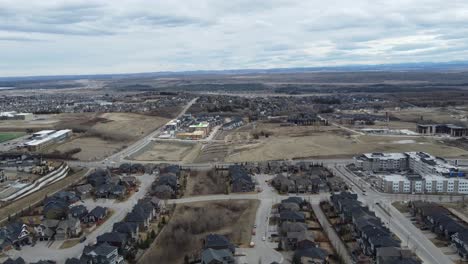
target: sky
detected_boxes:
[1,0,468,77]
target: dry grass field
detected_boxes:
[184,170,227,197]
[130,140,201,162]
[140,200,259,264]
[217,122,468,162]
[51,113,169,161]
[389,107,468,125]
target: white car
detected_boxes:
[262,236,266,241]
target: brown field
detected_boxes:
[50,113,169,161]
[389,107,468,125]
[54,137,123,161]
[216,122,468,163]
[131,140,201,162]
[140,200,259,264]
[184,170,227,197]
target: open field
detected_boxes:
[215,122,468,162]
[140,200,259,264]
[51,113,169,161]
[389,107,468,125]
[184,170,227,197]
[0,132,25,143]
[130,140,201,162]
[54,137,122,161]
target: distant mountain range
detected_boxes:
[2,60,468,82]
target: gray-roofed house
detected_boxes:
[292,247,328,264]
[112,222,139,242]
[81,243,123,264]
[69,205,88,220]
[97,232,128,250]
[35,219,59,241]
[201,248,235,264]
[55,217,81,240]
[228,165,255,193]
[3,257,26,264]
[75,184,93,199]
[85,206,108,224]
[152,184,175,199]
[279,211,306,223]
[204,234,235,254]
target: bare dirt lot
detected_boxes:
[52,113,169,161]
[130,140,201,162]
[140,200,259,264]
[184,170,227,197]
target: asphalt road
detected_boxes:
[331,164,454,264]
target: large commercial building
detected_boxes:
[406,151,458,177]
[356,151,468,194]
[0,111,33,121]
[417,124,468,137]
[354,153,408,172]
[22,129,72,151]
[376,174,468,194]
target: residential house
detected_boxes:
[228,165,255,193]
[201,248,235,264]
[110,185,127,199]
[69,205,88,220]
[452,230,468,260]
[35,219,59,241]
[112,222,139,242]
[81,243,123,264]
[55,217,81,240]
[204,234,235,254]
[292,247,328,264]
[96,232,128,251]
[3,257,26,264]
[272,175,295,193]
[75,184,93,199]
[125,200,155,230]
[95,184,112,198]
[283,231,315,250]
[157,173,178,190]
[51,191,80,204]
[376,247,421,264]
[43,199,69,220]
[121,176,137,188]
[281,197,305,207]
[0,222,31,251]
[87,169,111,187]
[279,222,308,236]
[85,206,108,224]
[279,211,305,224]
[152,184,174,199]
[278,203,300,213]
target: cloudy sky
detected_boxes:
[1,0,468,77]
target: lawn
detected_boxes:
[0,132,25,143]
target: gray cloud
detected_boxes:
[1,0,468,76]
